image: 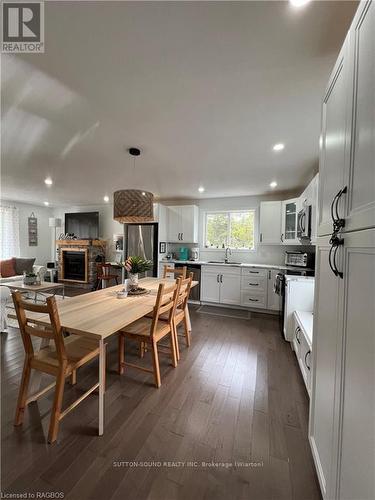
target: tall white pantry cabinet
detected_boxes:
[309,2,375,500]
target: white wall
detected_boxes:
[159,192,313,265]
[11,201,53,265]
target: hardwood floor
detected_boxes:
[1,306,321,500]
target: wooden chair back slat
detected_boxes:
[177,273,193,310]
[163,265,187,279]
[12,292,67,365]
[150,281,180,337]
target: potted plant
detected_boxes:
[120,256,152,289]
[23,272,38,285]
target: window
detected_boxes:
[204,210,255,250]
[0,206,20,259]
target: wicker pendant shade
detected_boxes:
[113,189,154,223]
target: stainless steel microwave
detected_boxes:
[297,205,311,240]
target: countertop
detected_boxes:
[159,259,289,270]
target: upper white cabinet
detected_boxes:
[318,34,351,237]
[281,198,300,244]
[344,1,375,233]
[318,0,375,237]
[259,201,282,244]
[167,205,199,243]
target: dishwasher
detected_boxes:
[174,263,201,302]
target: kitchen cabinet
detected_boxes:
[281,198,300,244]
[167,205,199,243]
[318,1,375,237]
[259,201,282,244]
[201,266,240,305]
[310,5,375,499]
[266,269,281,311]
[292,311,312,396]
[310,229,375,500]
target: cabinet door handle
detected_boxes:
[281,233,284,242]
[248,298,259,302]
[268,270,271,279]
[249,271,259,274]
[220,274,223,283]
[181,232,183,241]
[328,244,338,277]
[295,326,301,344]
[333,240,344,279]
[333,186,347,232]
[260,233,263,243]
[217,274,220,283]
[304,350,311,370]
[249,282,259,286]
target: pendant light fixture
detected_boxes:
[113,148,154,223]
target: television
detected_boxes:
[65,212,99,239]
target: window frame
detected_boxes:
[202,208,257,252]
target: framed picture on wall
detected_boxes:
[28,213,38,246]
[159,242,166,254]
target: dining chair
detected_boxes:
[117,280,181,388]
[12,291,102,444]
[162,265,187,279]
[161,273,193,361]
[95,263,119,290]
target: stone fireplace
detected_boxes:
[57,239,106,289]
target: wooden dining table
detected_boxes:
[16,277,198,436]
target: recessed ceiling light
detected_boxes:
[44,177,53,186]
[273,143,285,151]
[44,201,49,206]
[270,181,278,188]
[198,186,205,193]
[290,0,311,7]
[103,195,109,202]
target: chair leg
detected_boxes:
[169,329,177,368]
[48,370,66,444]
[70,369,77,385]
[14,360,31,426]
[115,277,119,285]
[173,322,180,361]
[183,315,191,347]
[118,334,125,375]
[151,341,161,388]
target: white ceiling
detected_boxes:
[1,0,358,206]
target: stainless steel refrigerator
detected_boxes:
[123,223,158,277]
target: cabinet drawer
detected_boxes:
[241,275,267,292]
[241,267,267,278]
[241,291,267,309]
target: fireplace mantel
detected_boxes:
[56,239,106,247]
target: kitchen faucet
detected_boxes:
[224,247,232,263]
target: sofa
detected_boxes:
[0,257,46,284]
[0,258,46,331]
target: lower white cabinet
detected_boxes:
[202,265,283,311]
[292,311,312,396]
[201,266,241,305]
[309,229,375,500]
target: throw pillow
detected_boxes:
[0,258,16,278]
[14,257,36,275]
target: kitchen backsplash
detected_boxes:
[167,243,314,265]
